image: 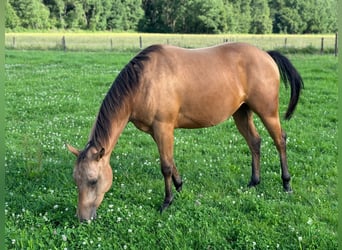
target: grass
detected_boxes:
[5,49,337,249]
[5,32,337,52]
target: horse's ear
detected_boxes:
[96,148,105,161]
[66,143,80,157]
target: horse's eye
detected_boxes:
[88,179,98,186]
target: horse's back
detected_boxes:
[153,42,279,94]
[131,43,280,129]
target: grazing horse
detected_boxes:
[67,43,303,221]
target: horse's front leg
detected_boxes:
[160,159,175,211]
[152,122,182,212]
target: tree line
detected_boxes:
[6,0,337,34]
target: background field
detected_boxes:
[5,32,337,53]
[5,47,337,249]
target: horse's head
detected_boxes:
[66,143,113,222]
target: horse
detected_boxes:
[66,42,303,221]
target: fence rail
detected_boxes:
[5,33,338,54]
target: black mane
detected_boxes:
[90,45,162,149]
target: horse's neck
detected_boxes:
[107,112,129,155]
[90,106,130,159]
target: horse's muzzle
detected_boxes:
[77,207,97,222]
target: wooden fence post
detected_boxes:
[110,38,113,51]
[12,37,16,48]
[320,37,324,54]
[62,36,66,52]
[335,32,338,57]
[284,38,287,49]
[139,36,142,49]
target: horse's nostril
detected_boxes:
[91,210,97,220]
[79,218,87,223]
[88,179,98,186]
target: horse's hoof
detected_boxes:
[247,179,260,188]
[176,182,183,192]
[159,197,174,213]
[159,202,171,213]
[283,183,293,193]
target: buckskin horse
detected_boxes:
[66,42,303,221]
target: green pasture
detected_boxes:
[5,32,337,52]
[5,49,337,249]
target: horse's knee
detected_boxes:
[251,137,261,155]
[161,164,172,177]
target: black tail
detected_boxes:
[267,51,304,120]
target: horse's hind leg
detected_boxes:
[152,122,183,212]
[259,115,292,192]
[233,104,262,187]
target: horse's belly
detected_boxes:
[176,114,227,128]
[176,100,241,128]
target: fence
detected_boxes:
[5,33,338,55]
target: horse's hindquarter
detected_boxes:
[130,43,279,130]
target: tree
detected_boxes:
[43,0,66,28]
[5,2,20,29]
[9,0,51,29]
[301,0,337,33]
[250,0,272,34]
[121,0,144,30]
[197,0,228,33]
[64,1,87,29]
[5,0,337,33]
[172,0,228,34]
[228,0,252,33]
[268,0,337,33]
[96,0,112,30]
[108,0,144,31]
[139,0,169,32]
[82,0,103,30]
[160,0,184,33]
